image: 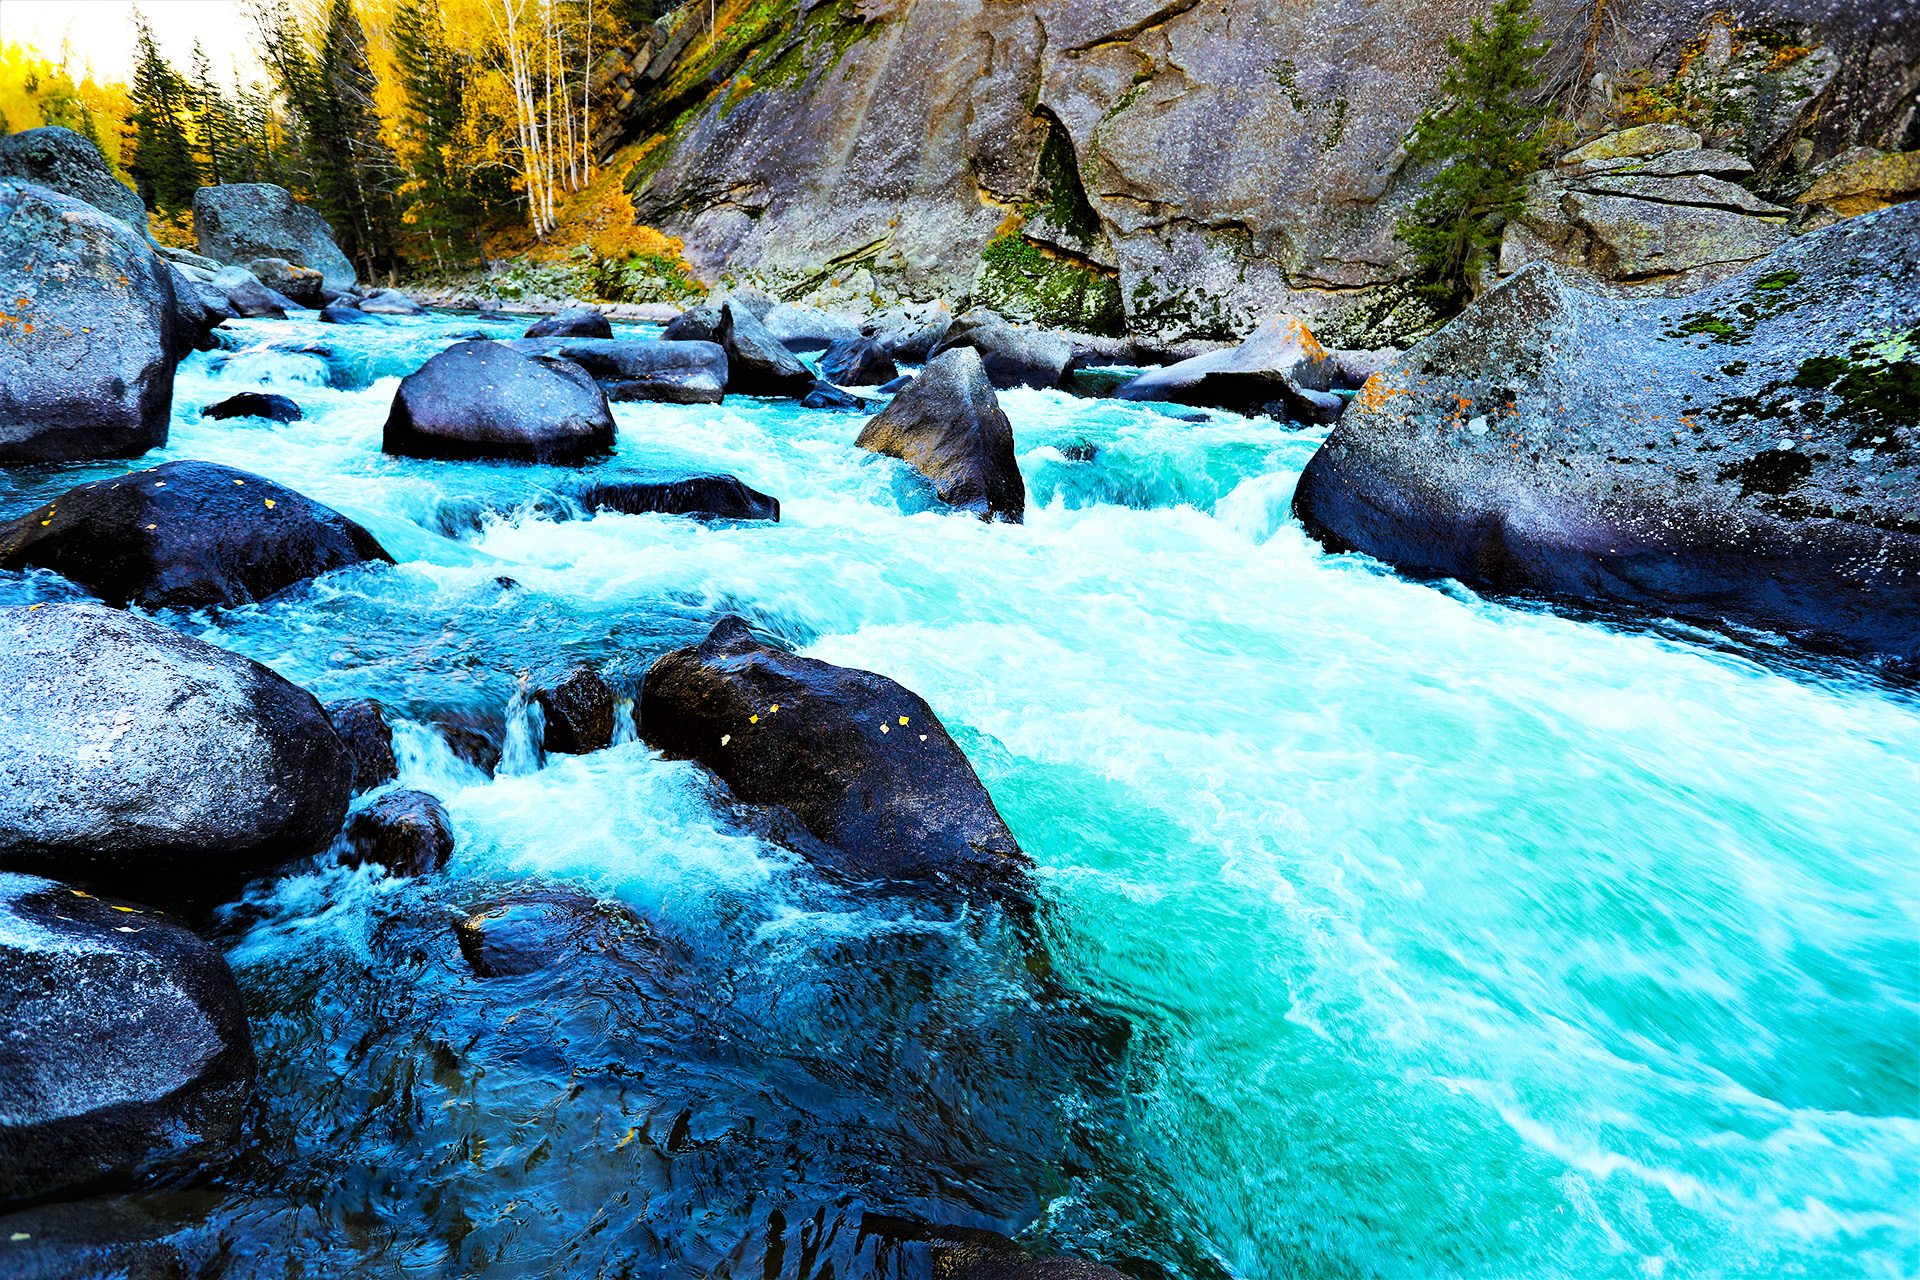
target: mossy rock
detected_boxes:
[975,235,1123,336]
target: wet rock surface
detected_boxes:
[574,473,780,522]
[193,183,356,292]
[641,616,1032,893]
[716,302,815,396]
[820,336,899,387]
[857,347,1024,522]
[1117,314,1341,420]
[525,306,614,339]
[211,266,290,319]
[203,391,303,423]
[930,311,1076,391]
[0,604,352,895]
[0,873,254,1205]
[510,337,728,404]
[343,790,455,877]
[383,339,616,464]
[0,180,179,463]
[0,459,392,610]
[533,665,617,755]
[1295,204,1920,668]
[454,887,662,979]
[325,697,400,794]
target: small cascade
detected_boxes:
[498,680,547,776]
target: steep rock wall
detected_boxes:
[609,0,1917,344]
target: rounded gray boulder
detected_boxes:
[383,340,617,464]
[193,183,356,292]
[0,604,353,895]
[0,126,148,236]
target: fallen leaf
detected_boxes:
[264,499,275,508]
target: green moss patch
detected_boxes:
[976,235,1123,335]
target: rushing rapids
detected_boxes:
[0,309,1914,1280]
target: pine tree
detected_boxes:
[1395,0,1550,313]
[126,11,198,213]
[391,0,480,265]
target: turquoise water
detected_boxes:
[3,312,1915,1279]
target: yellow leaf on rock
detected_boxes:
[264,499,275,508]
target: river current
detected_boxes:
[1,311,1914,1280]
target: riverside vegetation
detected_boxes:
[0,2,1916,1278]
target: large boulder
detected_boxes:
[170,266,237,352]
[928,310,1076,390]
[509,337,728,404]
[1293,204,1920,670]
[532,664,617,755]
[0,180,178,462]
[325,697,399,793]
[320,296,386,326]
[866,307,953,363]
[574,473,779,522]
[245,257,323,308]
[356,287,427,316]
[0,126,148,235]
[0,604,353,892]
[641,616,1031,893]
[856,347,1025,522]
[1116,313,1342,421]
[210,265,289,319]
[383,340,616,464]
[0,873,254,1205]
[761,302,860,353]
[820,336,898,387]
[660,304,721,343]
[0,459,392,610]
[524,306,613,339]
[193,183,355,292]
[716,301,814,396]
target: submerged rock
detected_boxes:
[641,616,1031,893]
[0,459,392,609]
[525,306,613,339]
[1294,204,1920,668]
[203,392,302,423]
[933,1230,1129,1280]
[193,183,355,292]
[454,887,662,979]
[0,180,179,463]
[343,790,454,877]
[856,347,1025,522]
[383,340,616,464]
[801,379,875,412]
[320,296,386,326]
[0,604,353,894]
[820,336,899,387]
[533,665,617,755]
[511,337,727,404]
[325,697,400,794]
[357,287,427,316]
[716,302,814,396]
[0,126,149,236]
[0,873,254,1205]
[929,310,1076,390]
[574,474,780,522]
[1116,314,1340,420]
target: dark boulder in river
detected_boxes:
[533,664,617,755]
[343,790,454,877]
[245,256,323,308]
[325,697,399,793]
[857,347,1025,522]
[1117,313,1343,422]
[509,337,727,404]
[0,180,178,463]
[819,336,898,387]
[929,309,1076,391]
[1293,203,1920,669]
[0,604,352,895]
[193,182,356,293]
[574,473,779,522]
[383,339,616,464]
[0,873,254,1205]
[641,616,1031,894]
[320,296,386,326]
[0,459,392,610]
[661,304,721,343]
[455,887,664,979]
[209,265,290,319]
[203,391,302,423]
[716,301,814,397]
[524,306,612,339]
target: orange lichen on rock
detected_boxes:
[1354,372,1412,415]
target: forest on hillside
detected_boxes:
[0,0,683,283]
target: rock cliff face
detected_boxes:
[605,0,1916,344]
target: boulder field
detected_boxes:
[0,459,392,610]
[641,616,1032,895]
[1293,203,1920,669]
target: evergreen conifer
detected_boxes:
[127,12,198,213]
[1395,0,1550,313]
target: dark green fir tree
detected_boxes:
[1395,0,1550,314]
[126,11,199,213]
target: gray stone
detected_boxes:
[1572,172,1789,215]
[245,256,324,307]
[661,304,721,343]
[820,335,898,386]
[762,301,861,352]
[928,309,1075,390]
[1294,203,1920,670]
[1561,124,1703,166]
[0,873,253,1205]
[1117,313,1338,420]
[343,790,454,877]
[0,181,178,462]
[155,243,224,273]
[357,288,428,316]
[716,301,814,396]
[1559,190,1789,279]
[509,337,728,404]
[525,306,612,338]
[210,265,288,319]
[857,346,1024,521]
[193,183,355,292]
[0,127,148,235]
[0,603,352,892]
[383,340,616,463]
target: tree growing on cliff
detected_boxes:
[1396,0,1550,313]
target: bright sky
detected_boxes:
[1,1,269,90]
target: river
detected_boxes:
[2,310,1913,1280]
